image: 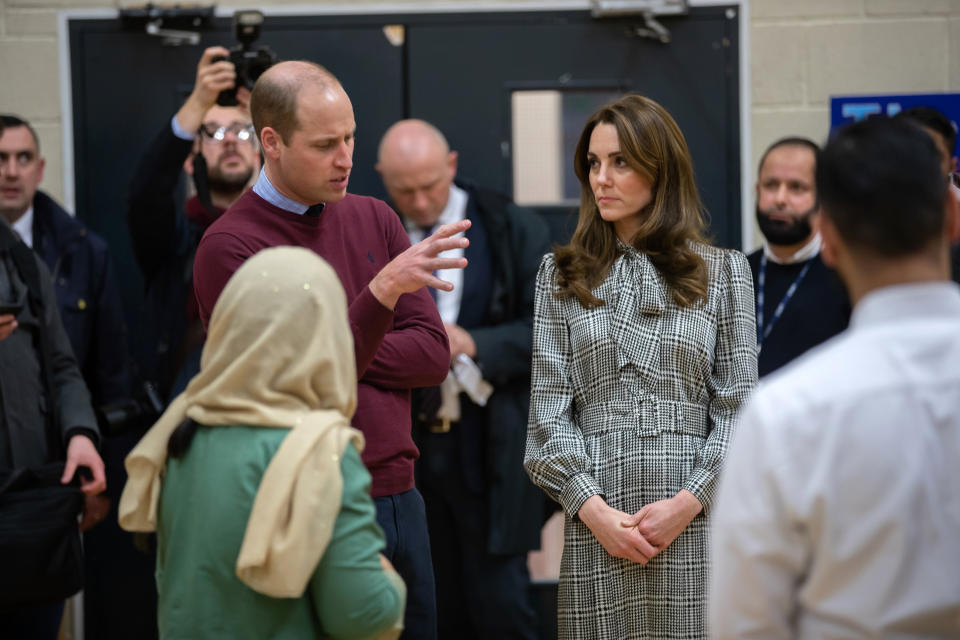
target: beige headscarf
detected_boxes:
[118,246,363,598]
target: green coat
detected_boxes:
[157,425,405,639]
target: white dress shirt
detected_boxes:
[710,281,960,639]
[12,206,34,248]
[405,184,468,324]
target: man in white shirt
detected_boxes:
[710,116,960,638]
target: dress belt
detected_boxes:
[576,399,708,438]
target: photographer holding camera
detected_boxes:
[127,45,261,404]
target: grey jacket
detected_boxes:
[0,216,98,469]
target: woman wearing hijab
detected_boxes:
[119,246,405,639]
[524,95,757,638]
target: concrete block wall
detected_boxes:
[2,0,960,209]
[751,0,960,173]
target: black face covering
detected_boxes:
[755,204,818,246]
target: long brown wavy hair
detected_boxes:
[554,94,708,309]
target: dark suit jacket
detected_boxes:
[126,124,218,400]
[32,191,131,406]
[444,181,551,554]
[0,219,99,468]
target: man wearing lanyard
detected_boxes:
[748,136,849,377]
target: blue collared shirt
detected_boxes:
[252,168,310,215]
[171,114,195,141]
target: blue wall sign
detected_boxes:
[831,92,960,155]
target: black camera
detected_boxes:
[214,10,277,107]
[97,381,165,436]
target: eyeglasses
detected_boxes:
[199,123,256,144]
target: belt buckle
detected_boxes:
[429,417,452,433]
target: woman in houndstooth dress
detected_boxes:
[524,95,757,639]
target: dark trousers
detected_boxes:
[1,600,64,640]
[418,430,537,640]
[375,487,437,640]
[83,432,159,639]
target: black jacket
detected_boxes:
[32,191,131,406]
[454,181,552,554]
[747,249,849,377]
[126,124,212,400]
[0,218,99,468]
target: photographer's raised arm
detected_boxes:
[126,123,192,283]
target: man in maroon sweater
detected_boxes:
[193,61,469,639]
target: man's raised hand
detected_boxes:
[369,219,471,310]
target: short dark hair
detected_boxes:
[817,117,946,257]
[0,114,40,153]
[895,106,957,157]
[757,136,820,177]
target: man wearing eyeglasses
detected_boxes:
[127,46,261,403]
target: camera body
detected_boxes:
[214,10,277,107]
[97,381,164,436]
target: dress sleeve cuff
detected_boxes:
[355,285,396,324]
[170,113,196,140]
[683,467,716,513]
[560,472,604,519]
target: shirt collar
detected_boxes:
[252,168,310,215]
[763,233,822,265]
[851,281,960,330]
[11,206,34,248]
[440,183,468,227]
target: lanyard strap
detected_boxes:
[756,253,813,351]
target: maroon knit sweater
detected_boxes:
[193,190,450,496]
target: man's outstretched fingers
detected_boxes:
[431,219,471,238]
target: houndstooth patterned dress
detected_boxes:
[525,243,757,639]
